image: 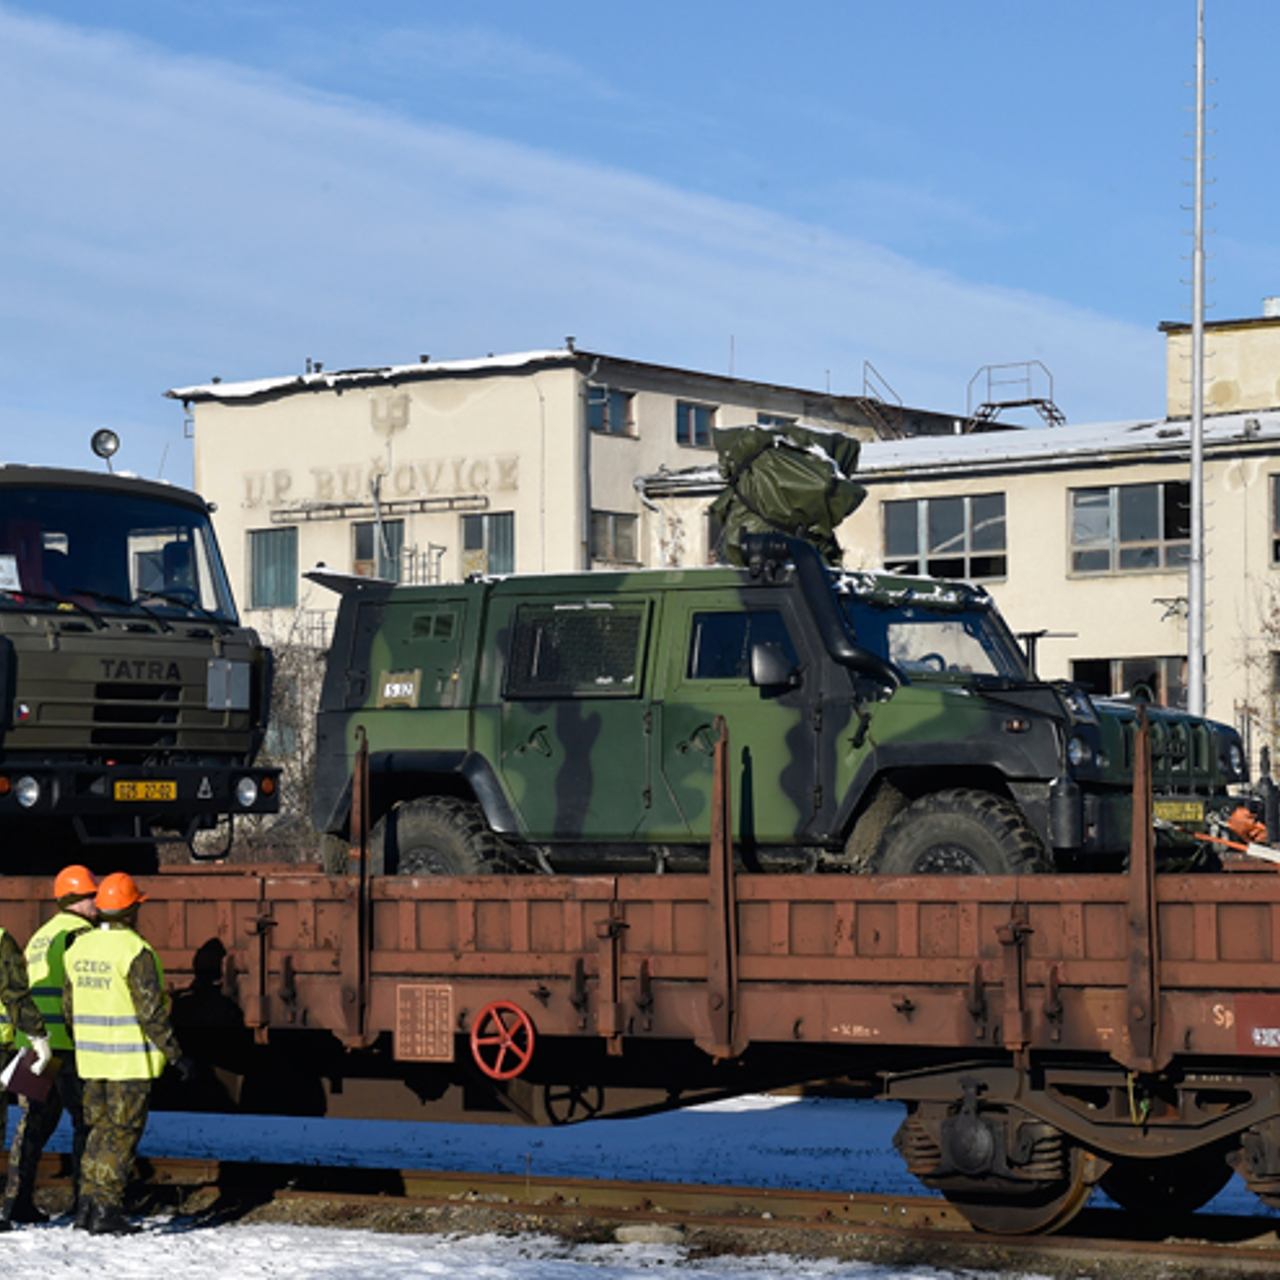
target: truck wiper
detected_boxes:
[137,589,233,635]
[64,586,173,633]
[0,590,107,630]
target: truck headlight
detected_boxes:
[15,775,40,808]
[1067,736,1093,768]
[235,776,259,808]
[1225,742,1245,777]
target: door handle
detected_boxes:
[515,726,553,757]
[677,723,718,756]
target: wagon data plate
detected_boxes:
[1154,799,1204,823]
[113,780,177,802]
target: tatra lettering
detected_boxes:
[100,660,182,682]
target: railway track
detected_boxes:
[11,1153,1280,1277]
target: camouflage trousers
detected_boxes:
[0,1047,11,1151]
[6,1051,88,1204]
[80,1078,152,1210]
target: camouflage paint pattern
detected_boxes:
[79,1077,150,1209]
[311,554,1246,867]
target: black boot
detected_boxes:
[88,1202,141,1236]
[4,1195,49,1225]
[72,1197,96,1231]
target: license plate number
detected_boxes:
[1154,799,1205,823]
[114,780,177,802]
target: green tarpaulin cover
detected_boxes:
[709,423,867,566]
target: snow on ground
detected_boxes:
[2,1093,1269,1276]
[0,1220,1024,1280]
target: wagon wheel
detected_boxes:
[1100,1149,1233,1216]
[941,1144,1094,1235]
[543,1083,604,1126]
[470,1001,536,1080]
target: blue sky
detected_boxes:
[1,2,1276,482]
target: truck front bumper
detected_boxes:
[0,760,281,828]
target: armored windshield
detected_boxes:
[0,486,237,623]
[840,590,1030,683]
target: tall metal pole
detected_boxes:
[1188,0,1207,716]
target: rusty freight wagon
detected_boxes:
[4,717,1280,1235]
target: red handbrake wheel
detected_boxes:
[470,1000,536,1080]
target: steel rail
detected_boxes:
[12,1153,1280,1274]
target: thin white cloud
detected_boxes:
[0,6,1162,477]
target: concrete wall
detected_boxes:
[1166,319,1280,418]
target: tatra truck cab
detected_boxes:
[0,464,278,871]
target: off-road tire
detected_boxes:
[370,796,500,875]
[872,788,1052,875]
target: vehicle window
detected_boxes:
[687,610,798,680]
[0,486,237,621]
[506,600,647,698]
[843,599,1027,681]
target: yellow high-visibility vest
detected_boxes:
[18,911,92,1053]
[67,926,168,1081]
[0,925,13,1048]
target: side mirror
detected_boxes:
[750,642,801,690]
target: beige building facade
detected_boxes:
[173,348,954,643]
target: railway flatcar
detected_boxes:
[3,715,1279,1235]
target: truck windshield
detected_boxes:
[0,486,238,623]
[841,596,1030,683]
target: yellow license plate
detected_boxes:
[113,780,177,802]
[1154,799,1205,823]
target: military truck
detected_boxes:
[311,532,1246,876]
[0,463,278,871]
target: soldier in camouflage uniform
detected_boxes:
[4,866,98,1226]
[0,923,50,1232]
[63,872,192,1237]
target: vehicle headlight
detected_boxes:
[1225,742,1245,776]
[15,775,40,808]
[235,777,259,808]
[1067,736,1093,768]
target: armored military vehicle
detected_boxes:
[311,531,1246,876]
[0,462,278,870]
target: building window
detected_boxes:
[676,401,716,447]
[1272,476,1280,564]
[1072,656,1187,708]
[353,519,404,580]
[756,412,795,428]
[882,494,1007,579]
[1070,481,1190,574]
[590,511,638,564]
[588,385,635,436]
[461,512,514,576]
[247,526,297,610]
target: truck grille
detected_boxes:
[91,680,181,748]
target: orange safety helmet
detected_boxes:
[95,871,147,915]
[53,864,98,902]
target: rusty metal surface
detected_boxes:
[6,864,1280,1073]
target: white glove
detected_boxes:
[29,1035,52,1075]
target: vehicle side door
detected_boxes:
[495,594,658,842]
[653,587,818,850]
